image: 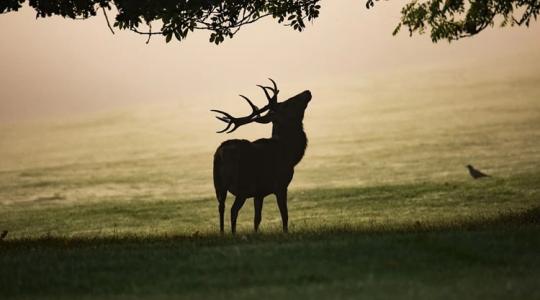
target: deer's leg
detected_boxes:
[276,190,288,233]
[254,196,264,232]
[218,200,225,234]
[231,196,246,234]
[216,189,227,234]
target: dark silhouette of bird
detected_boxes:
[0,230,7,240]
[466,165,490,179]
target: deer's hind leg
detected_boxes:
[254,196,264,232]
[231,196,247,234]
[214,184,228,234]
[217,193,226,234]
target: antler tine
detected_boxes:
[216,116,229,122]
[268,78,278,93]
[256,84,270,96]
[256,78,279,105]
[211,109,233,133]
[217,121,233,133]
[239,94,260,117]
[226,124,239,134]
[210,109,233,120]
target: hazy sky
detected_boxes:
[0,0,539,122]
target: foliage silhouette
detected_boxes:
[368,0,540,42]
[212,79,311,233]
[1,0,538,43]
[0,0,321,44]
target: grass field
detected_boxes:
[1,63,540,299]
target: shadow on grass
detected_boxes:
[2,206,538,248]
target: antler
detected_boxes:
[211,95,266,133]
[211,78,279,133]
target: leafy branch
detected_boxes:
[1,0,321,44]
[367,0,540,42]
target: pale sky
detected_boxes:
[0,0,539,122]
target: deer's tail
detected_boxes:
[213,149,227,204]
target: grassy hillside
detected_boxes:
[1,172,539,237]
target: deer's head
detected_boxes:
[212,79,311,134]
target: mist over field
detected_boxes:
[1,55,539,212]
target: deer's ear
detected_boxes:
[254,113,273,124]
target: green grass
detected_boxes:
[1,209,539,300]
[1,173,540,299]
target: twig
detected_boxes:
[130,28,164,35]
[146,22,152,44]
[102,6,115,34]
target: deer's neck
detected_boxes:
[271,123,308,166]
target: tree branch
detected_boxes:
[102,6,114,35]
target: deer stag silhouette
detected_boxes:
[212,79,312,234]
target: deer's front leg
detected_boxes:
[231,196,246,234]
[254,197,264,232]
[276,190,288,233]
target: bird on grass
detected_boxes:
[466,165,491,179]
[0,230,7,240]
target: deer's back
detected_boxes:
[214,138,293,197]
